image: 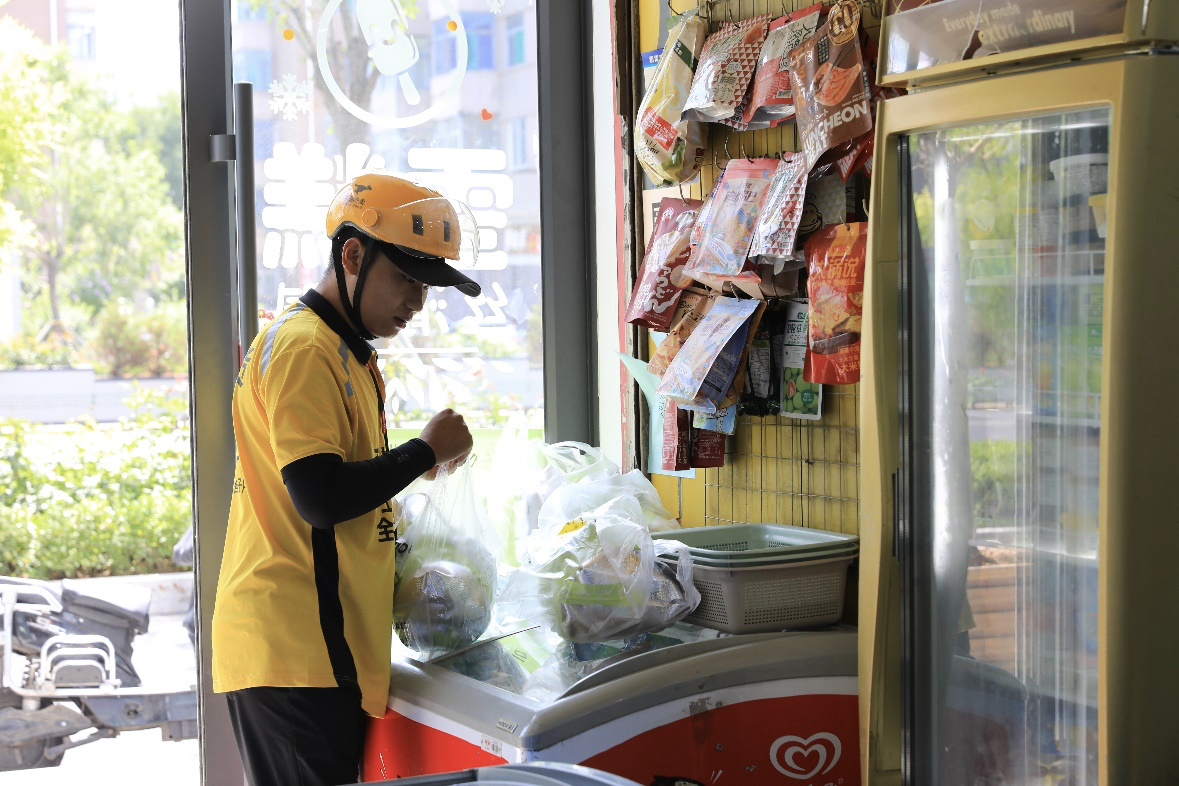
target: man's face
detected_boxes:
[358,248,430,338]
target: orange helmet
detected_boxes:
[326,171,480,297]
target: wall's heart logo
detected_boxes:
[769,732,842,780]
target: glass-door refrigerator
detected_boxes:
[857,3,1179,784]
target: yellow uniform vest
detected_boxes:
[212,292,400,718]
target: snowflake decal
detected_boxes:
[268,74,312,121]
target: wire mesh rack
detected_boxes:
[649,0,879,536]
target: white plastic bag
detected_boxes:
[392,462,497,659]
[535,470,680,538]
[502,497,699,643]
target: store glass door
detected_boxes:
[230,0,546,439]
[901,108,1108,785]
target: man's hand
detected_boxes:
[418,408,473,478]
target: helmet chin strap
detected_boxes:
[332,235,379,341]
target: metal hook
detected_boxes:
[679,182,690,205]
[723,134,732,163]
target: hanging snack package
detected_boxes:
[625,198,703,331]
[635,12,709,185]
[804,222,867,386]
[738,307,783,417]
[648,290,714,377]
[657,297,762,414]
[750,153,810,270]
[693,404,738,435]
[661,400,692,471]
[690,174,724,250]
[681,15,772,123]
[691,426,727,468]
[683,158,779,297]
[742,4,824,129]
[788,0,872,171]
[718,301,766,410]
[780,300,823,419]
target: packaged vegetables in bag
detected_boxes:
[681,15,771,124]
[741,4,824,129]
[626,198,702,331]
[393,462,497,660]
[502,496,699,643]
[804,222,867,385]
[788,0,872,170]
[683,157,779,297]
[636,12,709,185]
[657,296,763,414]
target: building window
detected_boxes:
[503,117,530,170]
[506,13,525,67]
[466,14,495,71]
[66,12,97,61]
[236,1,268,22]
[433,19,457,75]
[232,50,272,89]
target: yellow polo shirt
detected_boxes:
[212,292,401,718]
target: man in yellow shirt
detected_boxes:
[212,172,479,785]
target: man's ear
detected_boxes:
[340,237,366,275]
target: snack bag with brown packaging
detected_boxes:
[681,15,771,123]
[804,222,867,385]
[635,12,709,185]
[788,0,872,171]
[625,198,703,330]
[648,290,714,377]
[834,34,901,181]
[691,427,727,468]
[742,4,824,129]
[682,157,779,296]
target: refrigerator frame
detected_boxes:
[877,0,1179,89]
[860,51,1179,785]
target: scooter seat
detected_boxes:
[60,580,151,633]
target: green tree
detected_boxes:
[119,91,184,211]
[16,70,184,327]
[0,13,61,248]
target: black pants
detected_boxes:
[226,684,367,786]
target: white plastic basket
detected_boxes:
[678,554,854,634]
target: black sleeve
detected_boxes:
[280,438,436,529]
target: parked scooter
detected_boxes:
[0,576,197,771]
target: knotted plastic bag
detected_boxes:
[393,461,497,660]
[502,496,699,643]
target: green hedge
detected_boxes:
[0,385,192,579]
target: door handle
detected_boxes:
[209,82,258,364]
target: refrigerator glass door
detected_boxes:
[903,107,1106,785]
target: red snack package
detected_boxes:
[742,4,824,129]
[661,400,692,471]
[691,426,727,468]
[625,198,703,330]
[804,222,867,385]
[788,0,872,171]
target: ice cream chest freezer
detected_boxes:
[363,627,859,785]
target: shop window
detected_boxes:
[466,14,495,71]
[66,11,97,61]
[433,18,456,75]
[232,49,272,90]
